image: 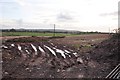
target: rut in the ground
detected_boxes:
[2,42,83,69]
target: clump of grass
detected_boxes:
[73,44,80,49]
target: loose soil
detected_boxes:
[1,34,119,79]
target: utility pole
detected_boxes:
[109,27,110,35]
[53,24,55,37]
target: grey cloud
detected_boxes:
[100,11,118,17]
[56,12,73,21]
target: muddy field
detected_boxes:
[1,34,120,79]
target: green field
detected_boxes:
[2,32,77,37]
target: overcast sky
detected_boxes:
[0,0,119,32]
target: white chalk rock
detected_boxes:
[77,57,83,64]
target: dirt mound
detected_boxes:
[5,37,49,43]
[5,36,66,43]
[89,36,119,64]
[82,34,120,78]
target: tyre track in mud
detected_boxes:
[2,38,84,78]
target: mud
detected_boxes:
[1,34,119,79]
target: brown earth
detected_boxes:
[50,34,110,53]
[1,34,119,79]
